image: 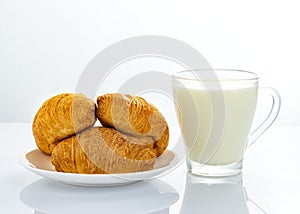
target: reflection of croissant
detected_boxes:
[32,93,96,155]
[51,127,157,174]
[96,93,169,156]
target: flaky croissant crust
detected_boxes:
[96,93,169,156]
[32,93,96,155]
[51,127,157,174]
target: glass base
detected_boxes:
[187,160,242,177]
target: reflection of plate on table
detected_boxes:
[20,178,179,214]
[20,149,179,187]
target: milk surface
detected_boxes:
[173,84,258,165]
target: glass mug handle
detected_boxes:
[248,87,281,147]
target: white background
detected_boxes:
[0,0,299,125]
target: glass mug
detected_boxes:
[172,69,281,176]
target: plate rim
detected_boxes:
[20,149,180,186]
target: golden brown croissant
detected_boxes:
[32,93,96,155]
[51,127,157,174]
[96,93,169,156]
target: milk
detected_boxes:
[173,84,258,165]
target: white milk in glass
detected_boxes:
[173,82,258,165]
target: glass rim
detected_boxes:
[173,69,259,82]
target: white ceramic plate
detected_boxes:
[20,149,179,187]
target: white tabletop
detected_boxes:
[0,123,299,214]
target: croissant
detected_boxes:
[32,93,96,155]
[96,93,169,156]
[51,127,157,174]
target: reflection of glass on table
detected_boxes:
[180,173,269,214]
